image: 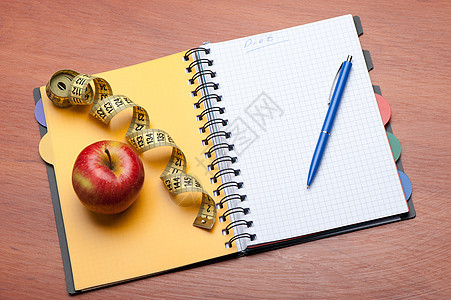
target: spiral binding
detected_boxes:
[185,47,255,250]
[225,233,256,249]
[189,70,216,85]
[219,207,250,222]
[196,107,224,121]
[207,155,236,170]
[183,47,210,61]
[194,94,222,109]
[217,193,246,209]
[213,181,243,196]
[191,82,219,96]
[222,220,253,235]
[202,131,231,146]
[210,168,241,184]
[204,142,233,158]
[186,59,213,73]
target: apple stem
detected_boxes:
[104,148,113,170]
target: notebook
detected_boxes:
[34,15,414,294]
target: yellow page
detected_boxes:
[39,51,235,291]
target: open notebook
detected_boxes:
[35,15,413,293]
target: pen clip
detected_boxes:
[328,62,343,105]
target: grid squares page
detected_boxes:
[208,15,408,246]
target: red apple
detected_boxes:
[72,140,145,214]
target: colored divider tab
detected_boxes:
[399,171,412,200]
[35,98,47,127]
[387,132,401,162]
[375,94,391,126]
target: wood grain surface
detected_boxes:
[1,0,450,298]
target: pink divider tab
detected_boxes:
[35,98,47,127]
[375,94,391,126]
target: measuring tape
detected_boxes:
[46,70,216,230]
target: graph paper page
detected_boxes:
[207,15,408,246]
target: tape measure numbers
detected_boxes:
[46,70,216,230]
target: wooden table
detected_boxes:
[1,1,450,298]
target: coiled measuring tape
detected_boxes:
[46,69,216,230]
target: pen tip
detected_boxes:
[306,185,309,189]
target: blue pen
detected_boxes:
[306,55,353,188]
